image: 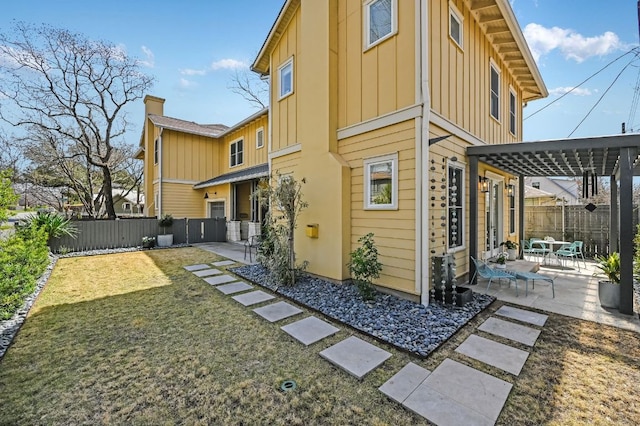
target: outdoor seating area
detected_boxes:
[521,237,586,271]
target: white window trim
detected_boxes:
[153,139,158,165]
[449,1,463,50]
[508,178,517,236]
[278,57,294,100]
[363,0,398,51]
[363,152,398,210]
[490,59,501,122]
[229,137,244,168]
[122,202,131,211]
[509,86,517,136]
[447,160,465,253]
[256,127,265,149]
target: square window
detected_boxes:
[449,3,463,48]
[509,89,517,135]
[230,139,244,167]
[256,127,264,149]
[364,153,398,210]
[365,0,397,48]
[448,163,465,250]
[278,58,293,99]
[490,63,500,120]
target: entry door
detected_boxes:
[209,201,225,219]
[485,180,504,258]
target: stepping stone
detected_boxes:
[253,301,303,322]
[203,275,237,286]
[479,317,541,346]
[216,282,253,295]
[281,316,340,346]
[184,264,210,272]
[212,260,236,267]
[319,336,391,380]
[403,358,511,426]
[232,290,275,306]
[455,334,529,376]
[379,362,431,404]
[193,268,223,277]
[495,305,548,326]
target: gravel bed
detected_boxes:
[232,264,496,357]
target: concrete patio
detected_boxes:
[470,258,640,332]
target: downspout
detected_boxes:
[419,0,431,306]
[158,128,163,217]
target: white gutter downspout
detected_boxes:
[158,128,163,217]
[419,0,431,306]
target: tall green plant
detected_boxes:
[0,169,19,223]
[252,173,308,286]
[348,233,382,300]
[17,211,77,242]
[595,252,620,284]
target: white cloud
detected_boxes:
[210,58,246,71]
[549,86,592,96]
[178,78,197,89]
[523,23,622,63]
[138,45,155,68]
[180,68,207,76]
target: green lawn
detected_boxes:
[1,247,639,425]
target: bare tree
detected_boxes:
[229,69,269,109]
[0,22,153,219]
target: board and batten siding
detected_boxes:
[337,0,416,129]
[270,5,301,153]
[221,114,269,175]
[430,0,523,144]
[161,182,207,219]
[339,119,417,295]
[162,130,218,182]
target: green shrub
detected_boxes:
[0,225,49,320]
[17,211,77,242]
[348,233,382,300]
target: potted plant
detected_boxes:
[142,236,156,249]
[595,252,620,309]
[495,252,507,269]
[157,214,174,247]
[500,240,519,260]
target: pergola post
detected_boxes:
[469,156,478,284]
[609,175,618,253]
[518,175,525,258]
[618,147,635,315]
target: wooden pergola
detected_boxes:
[467,134,640,315]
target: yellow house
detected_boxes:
[136,0,547,305]
[136,95,269,240]
[250,0,547,303]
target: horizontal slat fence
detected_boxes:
[50,217,227,253]
[525,205,639,258]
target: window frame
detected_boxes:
[490,60,501,122]
[153,138,158,165]
[363,152,398,210]
[230,138,244,168]
[447,160,465,252]
[509,87,517,136]
[256,127,264,149]
[364,0,398,50]
[278,57,294,100]
[508,183,516,234]
[449,2,463,49]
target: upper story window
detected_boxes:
[490,61,500,121]
[122,202,131,211]
[532,182,540,189]
[154,139,158,164]
[256,127,264,149]
[448,162,465,250]
[230,139,244,167]
[509,88,517,135]
[364,153,398,210]
[278,58,293,100]
[449,2,463,49]
[365,0,397,49]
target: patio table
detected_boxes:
[531,239,571,266]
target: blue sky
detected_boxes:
[1,0,639,144]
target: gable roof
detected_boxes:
[148,114,229,138]
[252,0,300,75]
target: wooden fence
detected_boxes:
[525,205,639,258]
[49,217,227,253]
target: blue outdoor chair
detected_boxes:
[470,256,519,296]
[555,240,586,270]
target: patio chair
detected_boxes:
[244,235,262,262]
[555,240,586,271]
[470,256,519,296]
[521,239,538,261]
[529,238,551,263]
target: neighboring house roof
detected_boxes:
[524,185,555,199]
[251,0,546,101]
[194,163,269,189]
[148,114,229,138]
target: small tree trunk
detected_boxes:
[101,166,116,220]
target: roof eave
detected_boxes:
[251,0,300,75]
